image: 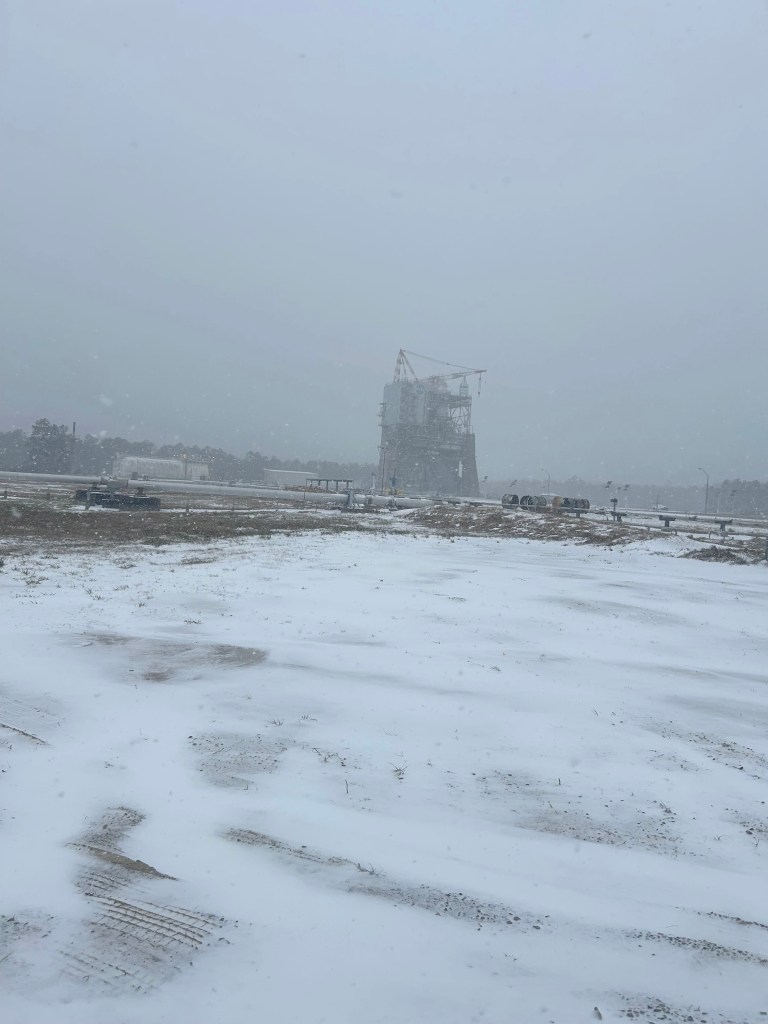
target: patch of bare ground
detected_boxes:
[68,807,177,892]
[1,806,230,998]
[630,930,768,966]
[191,732,288,788]
[0,500,377,550]
[80,805,143,850]
[478,771,681,853]
[78,633,267,682]
[616,997,752,1023]
[650,727,768,781]
[226,827,547,931]
[66,808,227,992]
[0,912,54,965]
[73,845,176,881]
[681,544,748,565]
[407,505,633,546]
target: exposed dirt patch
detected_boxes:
[407,505,634,546]
[71,807,178,895]
[226,827,548,931]
[78,633,267,682]
[644,722,768,781]
[348,879,546,929]
[631,930,768,967]
[209,644,267,667]
[726,814,768,840]
[79,806,144,853]
[227,828,350,866]
[682,545,748,565]
[82,632,132,647]
[2,806,230,998]
[65,807,227,992]
[4,493,764,568]
[684,732,768,779]
[60,896,227,994]
[0,912,54,966]
[191,732,288,788]
[71,845,176,882]
[616,997,750,1023]
[478,770,681,853]
[0,500,377,550]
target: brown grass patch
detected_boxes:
[0,501,373,550]
[681,545,748,565]
[406,505,633,547]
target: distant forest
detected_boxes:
[0,419,378,488]
[484,475,768,519]
[1,420,766,517]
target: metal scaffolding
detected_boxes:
[377,349,484,497]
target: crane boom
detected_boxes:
[393,348,485,390]
[401,349,483,375]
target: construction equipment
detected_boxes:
[74,483,161,510]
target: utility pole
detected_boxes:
[70,421,77,474]
[698,467,710,514]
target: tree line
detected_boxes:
[0,420,377,487]
[482,474,768,518]
[3,422,765,514]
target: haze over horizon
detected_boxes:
[2,1,766,485]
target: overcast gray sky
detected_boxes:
[2,1,766,483]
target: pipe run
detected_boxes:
[0,471,433,510]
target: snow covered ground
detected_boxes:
[1,529,767,1024]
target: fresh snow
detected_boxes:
[1,531,767,1023]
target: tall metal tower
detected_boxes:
[377,349,485,497]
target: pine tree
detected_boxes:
[26,419,72,473]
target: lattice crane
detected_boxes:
[393,349,486,394]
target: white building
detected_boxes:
[113,456,209,481]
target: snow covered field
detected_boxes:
[1,528,767,1023]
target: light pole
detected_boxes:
[698,467,710,514]
[541,468,550,497]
